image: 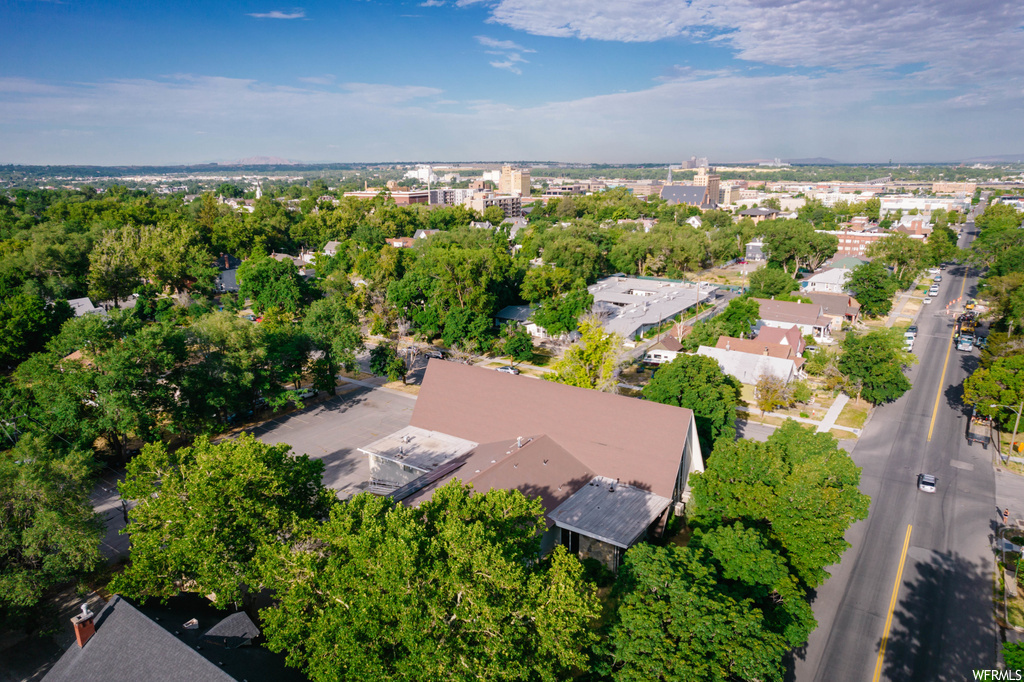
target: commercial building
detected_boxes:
[588,276,715,340]
[498,165,531,197]
[466,192,523,218]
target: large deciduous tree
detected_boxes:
[111,435,332,607]
[0,436,103,628]
[839,328,915,405]
[603,543,789,682]
[964,354,1024,428]
[866,233,928,287]
[259,483,600,682]
[690,420,870,589]
[643,353,741,454]
[846,260,898,318]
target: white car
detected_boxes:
[922,297,932,304]
[292,387,317,399]
[904,338,914,352]
[918,473,937,493]
[928,267,940,275]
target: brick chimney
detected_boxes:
[71,603,96,648]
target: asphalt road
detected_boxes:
[794,218,1001,681]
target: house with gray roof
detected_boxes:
[697,345,799,385]
[752,297,833,341]
[45,595,301,682]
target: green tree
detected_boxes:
[532,279,594,337]
[369,343,407,382]
[839,328,915,405]
[1005,642,1024,671]
[604,543,789,682]
[88,226,141,306]
[846,260,899,317]
[545,318,621,391]
[259,483,600,682]
[748,266,799,299]
[482,205,506,225]
[690,420,870,589]
[762,220,837,274]
[521,266,577,304]
[237,254,311,313]
[302,296,363,392]
[642,353,741,453]
[0,293,73,371]
[111,435,332,607]
[866,233,928,286]
[0,436,103,628]
[712,298,758,339]
[964,354,1024,429]
[501,322,534,365]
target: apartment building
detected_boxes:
[498,165,531,197]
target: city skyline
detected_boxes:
[2,0,1022,165]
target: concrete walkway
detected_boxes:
[735,398,861,436]
[816,393,850,433]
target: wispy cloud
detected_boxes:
[298,75,335,85]
[419,0,446,6]
[247,8,306,19]
[475,34,534,74]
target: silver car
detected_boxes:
[917,473,937,493]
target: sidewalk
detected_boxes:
[735,396,861,436]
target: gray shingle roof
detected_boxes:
[660,185,708,206]
[549,476,672,548]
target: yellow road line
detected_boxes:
[927,274,969,441]
[873,524,913,682]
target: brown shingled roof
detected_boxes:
[715,336,805,368]
[401,435,596,526]
[752,298,831,328]
[410,361,696,500]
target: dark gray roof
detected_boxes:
[495,304,533,323]
[44,596,234,682]
[44,595,303,682]
[549,476,672,548]
[739,207,780,217]
[660,185,708,206]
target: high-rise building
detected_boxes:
[498,165,531,197]
[694,167,720,207]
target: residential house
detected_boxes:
[752,297,833,341]
[323,240,343,256]
[413,229,440,240]
[738,207,780,224]
[643,334,684,365]
[67,297,104,317]
[803,292,861,326]
[384,237,416,249]
[697,345,799,385]
[494,304,550,339]
[799,267,852,294]
[830,256,869,270]
[358,361,705,569]
[44,595,301,682]
[754,324,807,354]
[714,336,805,371]
[745,240,766,262]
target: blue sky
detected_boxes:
[1,0,1022,164]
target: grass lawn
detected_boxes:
[836,401,870,429]
[382,381,421,396]
[830,429,858,440]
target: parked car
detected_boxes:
[425,349,446,360]
[907,325,918,337]
[928,267,940,275]
[922,297,932,304]
[293,387,316,399]
[496,366,520,375]
[917,473,937,493]
[929,288,939,297]
[933,275,942,282]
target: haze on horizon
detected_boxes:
[2,0,1022,166]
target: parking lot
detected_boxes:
[243,382,416,498]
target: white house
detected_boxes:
[697,346,798,385]
[800,267,851,294]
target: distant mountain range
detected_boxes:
[959,153,1024,163]
[231,156,298,165]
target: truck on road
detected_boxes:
[957,334,975,351]
[967,409,992,448]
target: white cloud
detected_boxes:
[0,70,1016,164]
[419,0,446,6]
[247,8,306,19]
[475,35,534,52]
[467,0,1024,96]
[475,34,534,74]
[298,75,335,85]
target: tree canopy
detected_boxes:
[258,483,600,682]
[545,318,621,391]
[642,353,741,454]
[111,435,333,607]
[839,328,915,405]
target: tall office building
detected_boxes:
[498,165,531,197]
[694,167,720,207]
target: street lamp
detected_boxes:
[990,402,1024,463]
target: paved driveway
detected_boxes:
[243,383,415,498]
